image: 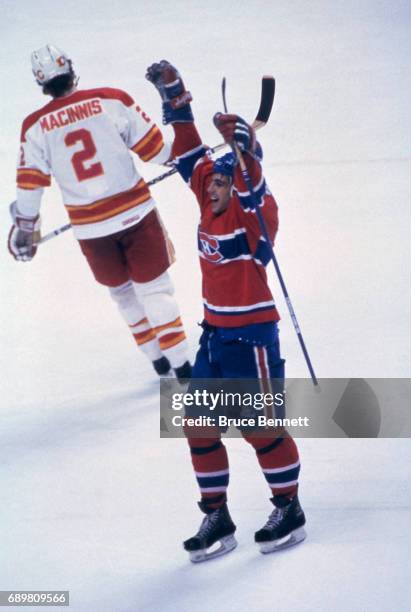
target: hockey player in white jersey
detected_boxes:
[8,45,191,380]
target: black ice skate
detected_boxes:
[152,356,172,376]
[174,360,192,383]
[183,502,237,563]
[255,494,306,554]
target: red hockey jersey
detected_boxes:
[173,124,280,328]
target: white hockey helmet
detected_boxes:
[31,44,73,85]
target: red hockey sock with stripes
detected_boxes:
[243,434,300,499]
[186,434,229,509]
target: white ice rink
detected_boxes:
[0,1,410,610]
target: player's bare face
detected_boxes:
[208,174,231,214]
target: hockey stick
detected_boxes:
[221,77,319,387]
[32,77,275,247]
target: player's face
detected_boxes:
[208,173,232,214]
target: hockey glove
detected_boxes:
[8,203,41,262]
[146,60,193,124]
[213,113,256,154]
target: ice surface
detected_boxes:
[0,1,410,610]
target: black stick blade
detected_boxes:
[254,76,275,126]
[221,77,228,113]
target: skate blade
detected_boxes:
[258,527,306,554]
[189,535,238,563]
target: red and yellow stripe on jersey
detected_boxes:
[17,168,51,190]
[65,178,151,226]
[131,125,164,162]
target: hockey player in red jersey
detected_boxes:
[8,45,191,381]
[147,60,306,561]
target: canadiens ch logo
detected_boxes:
[198,231,223,263]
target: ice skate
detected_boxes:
[154,356,175,398]
[255,494,306,554]
[153,356,172,377]
[170,360,192,393]
[183,502,237,563]
[174,360,192,384]
[158,358,192,399]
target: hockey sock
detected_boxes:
[187,437,229,509]
[152,315,188,364]
[130,316,163,361]
[133,273,189,368]
[243,434,300,499]
[108,282,162,361]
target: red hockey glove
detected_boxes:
[8,203,41,262]
[213,113,256,154]
[146,60,193,124]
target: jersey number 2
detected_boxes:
[65,129,104,181]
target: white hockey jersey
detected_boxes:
[16,87,171,239]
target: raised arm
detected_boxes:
[213,112,279,257]
[146,60,208,184]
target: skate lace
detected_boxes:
[263,507,285,529]
[197,510,221,537]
